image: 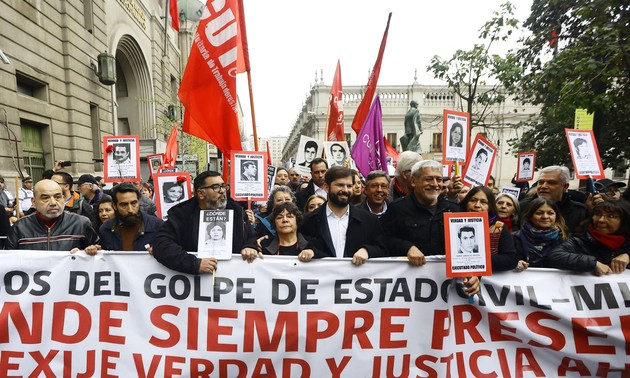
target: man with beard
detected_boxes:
[99,183,163,251]
[152,171,258,274]
[7,179,99,251]
[300,166,385,264]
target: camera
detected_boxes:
[61,160,72,167]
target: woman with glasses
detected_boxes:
[547,200,630,275]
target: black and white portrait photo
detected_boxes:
[153,172,192,220]
[294,136,323,177]
[565,129,605,180]
[240,160,258,181]
[444,212,492,277]
[197,209,234,260]
[103,136,140,182]
[516,152,535,182]
[324,141,350,168]
[457,225,478,254]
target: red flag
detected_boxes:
[550,28,558,47]
[169,0,180,32]
[326,60,344,141]
[266,141,272,165]
[179,0,243,156]
[350,13,392,134]
[383,137,399,161]
[236,0,250,73]
[164,124,178,167]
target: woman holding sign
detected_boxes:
[547,200,630,275]
[512,198,568,271]
[460,187,519,271]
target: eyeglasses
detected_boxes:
[367,183,389,190]
[593,213,620,221]
[199,184,229,192]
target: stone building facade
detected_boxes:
[282,81,540,188]
[0,0,242,184]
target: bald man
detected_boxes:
[6,179,99,251]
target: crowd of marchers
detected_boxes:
[1,154,629,299]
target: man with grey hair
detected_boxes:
[521,165,586,234]
[382,160,460,262]
[388,151,422,202]
[360,170,390,218]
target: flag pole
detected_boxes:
[238,0,259,152]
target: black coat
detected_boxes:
[381,195,460,256]
[261,232,319,256]
[547,232,630,272]
[295,181,316,211]
[300,204,385,258]
[152,198,257,274]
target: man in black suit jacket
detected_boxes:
[301,166,385,264]
[295,158,328,210]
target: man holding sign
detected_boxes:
[152,171,258,274]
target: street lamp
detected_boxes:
[90,51,116,85]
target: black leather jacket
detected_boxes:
[7,211,99,250]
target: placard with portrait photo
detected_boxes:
[444,212,492,278]
[147,153,164,179]
[103,135,140,182]
[565,129,605,179]
[515,152,536,182]
[442,109,470,164]
[197,209,234,260]
[324,141,351,168]
[501,186,521,199]
[153,172,192,220]
[462,134,497,188]
[230,151,267,201]
[294,136,323,176]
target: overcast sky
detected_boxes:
[232,0,534,139]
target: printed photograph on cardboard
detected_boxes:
[324,141,350,168]
[153,172,192,220]
[462,135,496,188]
[147,154,164,178]
[443,110,469,163]
[231,151,267,201]
[103,136,140,182]
[565,129,605,179]
[444,212,492,277]
[198,210,234,260]
[516,152,535,182]
[294,136,323,176]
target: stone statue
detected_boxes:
[400,101,422,152]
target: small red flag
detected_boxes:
[164,124,178,167]
[169,0,179,32]
[266,141,272,165]
[384,137,399,161]
[350,13,392,134]
[179,0,243,156]
[326,60,344,141]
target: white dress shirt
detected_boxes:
[326,204,349,258]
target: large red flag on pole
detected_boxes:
[169,0,180,32]
[350,13,392,134]
[179,0,244,156]
[326,60,344,141]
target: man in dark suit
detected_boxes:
[301,166,384,264]
[295,158,328,210]
[297,140,318,168]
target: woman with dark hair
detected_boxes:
[162,182,184,203]
[304,194,326,213]
[244,202,318,262]
[349,169,364,206]
[95,195,115,235]
[460,186,519,271]
[547,200,630,275]
[512,198,568,271]
[255,185,295,238]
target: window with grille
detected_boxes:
[21,121,45,182]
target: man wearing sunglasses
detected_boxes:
[152,171,258,274]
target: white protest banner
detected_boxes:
[0,251,628,377]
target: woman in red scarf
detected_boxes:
[547,200,630,275]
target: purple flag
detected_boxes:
[351,96,388,177]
